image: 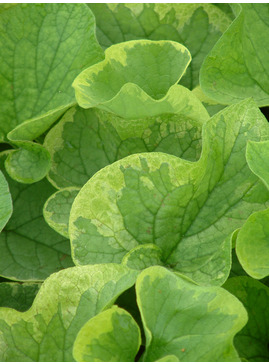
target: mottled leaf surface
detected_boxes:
[44,106,204,189]
[69,99,269,285]
[43,187,80,238]
[136,266,247,361]
[90,3,231,89]
[0,264,137,361]
[0,3,103,142]
[73,40,209,120]
[224,277,269,361]
[200,4,269,106]
[73,306,141,362]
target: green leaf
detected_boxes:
[223,277,269,361]
[136,266,247,361]
[44,106,204,189]
[155,354,179,362]
[0,264,138,361]
[122,244,163,270]
[73,40,209,120]
[90,3,231,89]
[236,208,269,279]
[0,282,40,311]
[192,85,226,116]
[0,153,73,281]
[200,4,269,107]
[69,99,269,285]
[0,3,104,142]
[73,305,141,362]
[43,187,80,238]
[0,169,12,232]
[5,142,51,183]
[246,140,269,190]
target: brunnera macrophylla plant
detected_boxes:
[0,3,269,362]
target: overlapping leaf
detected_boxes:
[73,40,209,120]
[44,106,205,189]
[89,3,231,89]
[234,140,269,279]
[224,277,269,361]
[136,266,247,361]
[69,99,269,285]
[43,187,80,238]
[0,3,104,183]
[0,264,137,361]
[0,154,73,281]
[0,3,103,141]
[73,306,141,362]
[200,4,269,106]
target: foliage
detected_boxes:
[0,3,269,361]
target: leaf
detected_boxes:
[0,153,73,281]
[236,208,269,279]
[0,168,12,232]
[73,306,141,362]
[69,99,269,285]
[0,264,138,361]
[122,244,163,270]
[73,39,209,120]
[192,85,226,116]
[223,277,269,361]
[155,354,179,361]
[136,266,247,361]
[0,3,104,142]
[44,106,204,189]
[89,3,231,89]
[4,142,51,183]
[43,187,80,238]
[235,140,269,278]
[0,282,40,312]
[200,4,269,107]
[246,140,269,190]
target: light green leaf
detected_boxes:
[200,4,269,107]
[122,244,163,270]
[90,3,231,89]
[236,208,269,279]
[43,187,80,238]
[224,277,269,361]
[192,85,226,116]
[0,264,137,361]
[0,153,73,281]
[5,142,51,183]
[44,106,204,189]
[155,354,179,361]
[73,40,209,120]
[73,305,141,362]
[0,282,40,312]
[246,140,269,190]
[136,266,247,361]
[0,3,103,142]
[0,169,12,232]
[69,99,269,285]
